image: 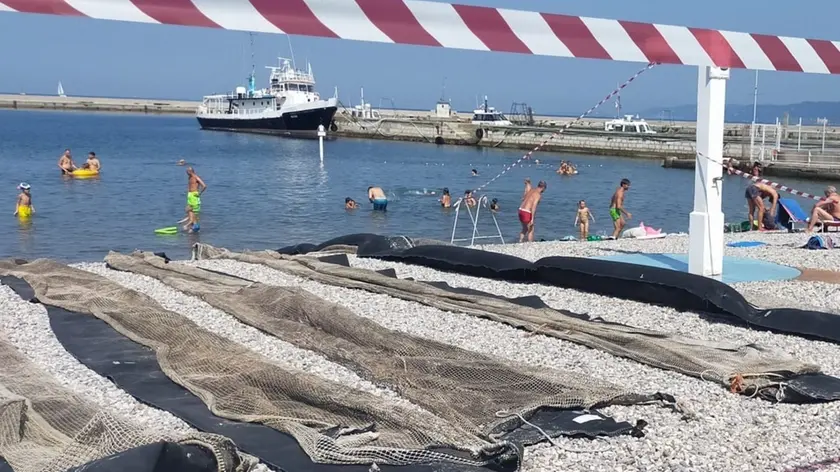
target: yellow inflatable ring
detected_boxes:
[71,168,99,177]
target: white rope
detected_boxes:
[470,62,657,195]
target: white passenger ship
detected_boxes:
[196,58,338,137]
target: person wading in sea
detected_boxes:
[368,186,388,211]
[518,180,546,243]
[58,149,76,174]
[609,178,632,239]
[184,167,207,232]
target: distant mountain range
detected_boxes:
[636,101,839,125]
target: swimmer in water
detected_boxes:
[58,149,76,174]
[439,188,451,208]
[368,186,387,211]
[13,183,34,218]
[184,167,206,231]
[464,190,477,207]
[574,200,594,240]
[345,197,359,210]
[471,169,478,176]
[80,151,101,172]
[490,198,500,212]
[177,159,187,166]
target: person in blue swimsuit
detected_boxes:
[368,186,388,211]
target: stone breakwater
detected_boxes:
[332,115,750,160]
[0,94,197,114]
[1,231,840,471]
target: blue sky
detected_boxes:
[0,0,838,115]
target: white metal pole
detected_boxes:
[749,123,755,161]
[761,125,766,161]
[822,119,827,154]
[752,71,759,124]
[317,124,326,164]
[797,118,802,151]
[689,66,728,278]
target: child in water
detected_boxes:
[13,183,34,219]
[574,200,594,240]
[345,197,359,210]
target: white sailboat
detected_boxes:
[57,81,66,98]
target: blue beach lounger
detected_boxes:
[777,198,808,231]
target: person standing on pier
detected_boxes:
[57,149,76,174]
[609,179,632,239]
[184,167,206,232]
[518,180,546,243]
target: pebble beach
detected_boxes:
[3,231,840,472]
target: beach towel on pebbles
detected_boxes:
[805,235,837,250]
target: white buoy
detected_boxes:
[317,124,326,164]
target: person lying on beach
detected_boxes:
[13,183,34,218]
[80,152,101,171]
[58,149,76,174]
[345,197,359,210]
[439,188,451,208]
[574,200,594,240]
[745,182,777,231]
[807,186,840,232]
[368,186,387,211]
[610,178,632,239]
[463,190,477,207]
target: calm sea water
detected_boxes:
[0,109,832,262]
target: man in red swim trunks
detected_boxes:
[518,180,546,243]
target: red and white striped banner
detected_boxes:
[2,0,839,74]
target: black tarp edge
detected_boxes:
[278,234,840,346]
[65,441,219,472]
[275,235,840,403]
[0,274,516,472]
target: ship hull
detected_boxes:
[197,106,338,138]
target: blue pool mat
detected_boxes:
[590,253,800,283]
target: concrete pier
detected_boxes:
[332,115,751,160]
[0,94,198,114]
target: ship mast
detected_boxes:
[247,32,256,97]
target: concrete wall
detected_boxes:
[333,118,751,160]
[0,94,197,114]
